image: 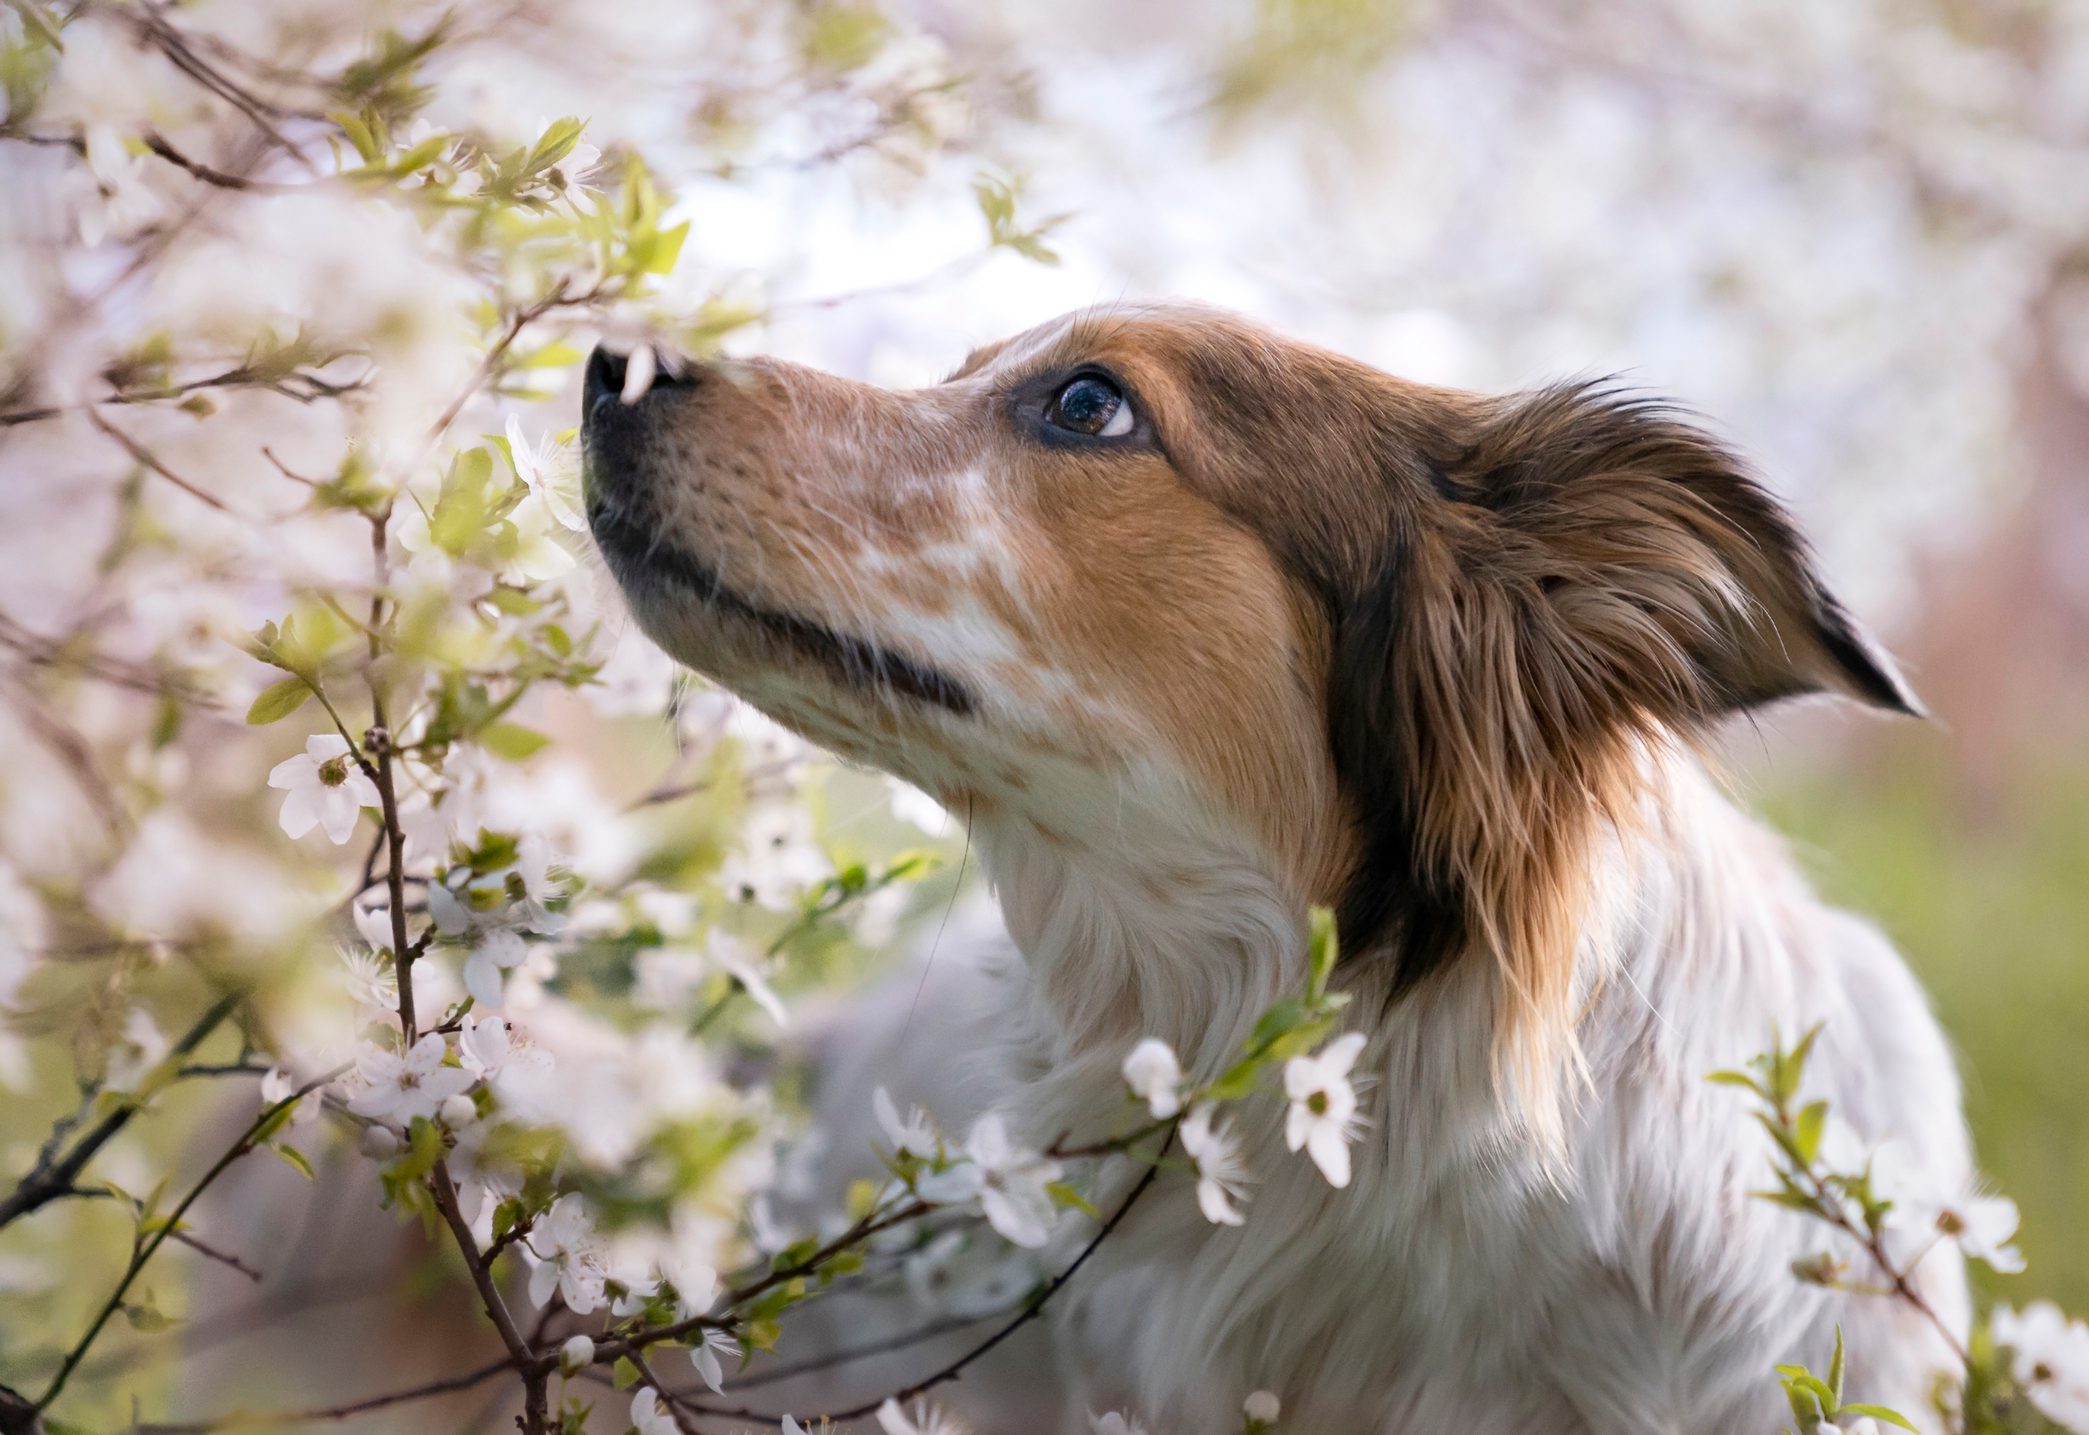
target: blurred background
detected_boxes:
[3,0,2085,1426]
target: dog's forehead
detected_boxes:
[949,302,1274,385]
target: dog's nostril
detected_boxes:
[585,344,700,412]
[585,345,629,409]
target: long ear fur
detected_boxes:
[1331,382,1917,1128]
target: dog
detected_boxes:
[582,303,1972,1433]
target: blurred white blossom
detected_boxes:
[1993,1302,2089,1433]
[915,1112,1061,1249]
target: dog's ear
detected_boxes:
[1416,384,1920,723]
[1329,383,1915,1119]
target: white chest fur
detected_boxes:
[912,761,1975,1434]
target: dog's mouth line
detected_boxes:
[588,499,977,717]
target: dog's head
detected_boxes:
[585,303,1914,1094]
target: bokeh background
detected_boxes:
[3,0,2085,1426]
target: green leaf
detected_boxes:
[1705,1070,1762,1093]
[1827,1325,1846,1407]
[525,116,585,175]
[479,722,551,761]
[1306,904,1338,1002]
[1047,1181,1099,1219]
[123,1300,174,1332]
[386,132,450,176]
[611,1355,640,1389]
[516,340,586,370]
[1836,1405,1918,1431]
[643,219,690,276]
[329,109,382,163]
[1794,1100,1829,1167]
[267,1143,316,1181]
[245,676,313,725]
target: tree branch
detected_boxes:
[0,992,243,1232]
[127,1355,513,1433]
[33,1066,340,1414]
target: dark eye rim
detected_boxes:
[1008,364,1151,450]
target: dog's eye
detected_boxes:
[1045,374,1133,438]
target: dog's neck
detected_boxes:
[965,747,1735,1154]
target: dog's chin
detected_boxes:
[586,492,978,726]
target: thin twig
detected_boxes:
[162,1227,265,1284]
[676,1131,1176,1425]
[141,133,305,194]
[33,1067,341,1413]
[0,993,242,1231]
[128,1355,513,1433]
[87,412,237,515]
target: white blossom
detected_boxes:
[874,1087,939,1161]
[505,415,586,532]
[267,735,379,844]
[457,1012,511,1078]
[689,1325,736,1394]
[706,931,788,1027]
[74,126,166,247]
[619,343,658,404]
[526,1193,608,1314]
[1993,1302,2089,1433]
[1901,1191,2027,1274]
[430,871,533,1010]
[1180,1103,1250,1227]
[339,945,399,1020]
[631,1388,678,1435]
[609,1267,660,1318]
[1243,1390,1281,1426]
[876,1397,968,1435]
[261,1067,321,1126]
[352,901,403,954]
[347,1033,472,1124]
[558,1333,594,1374]
[915,1112,1062,1249]
[1283,1032,1368,1189]
[662,1230,721,1322]
[903,1228,1037,1318]
[1121,1038,1184,1119]
[718,802,828,911]
[103,1009,169,1094]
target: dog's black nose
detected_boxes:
[584,345,628,410]
[584,344,699,415]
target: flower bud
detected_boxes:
[559,1334,595,1374]
[359,1124,402,1159]
[1243,1391,1280,1426]
[440,1093,478,1129]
